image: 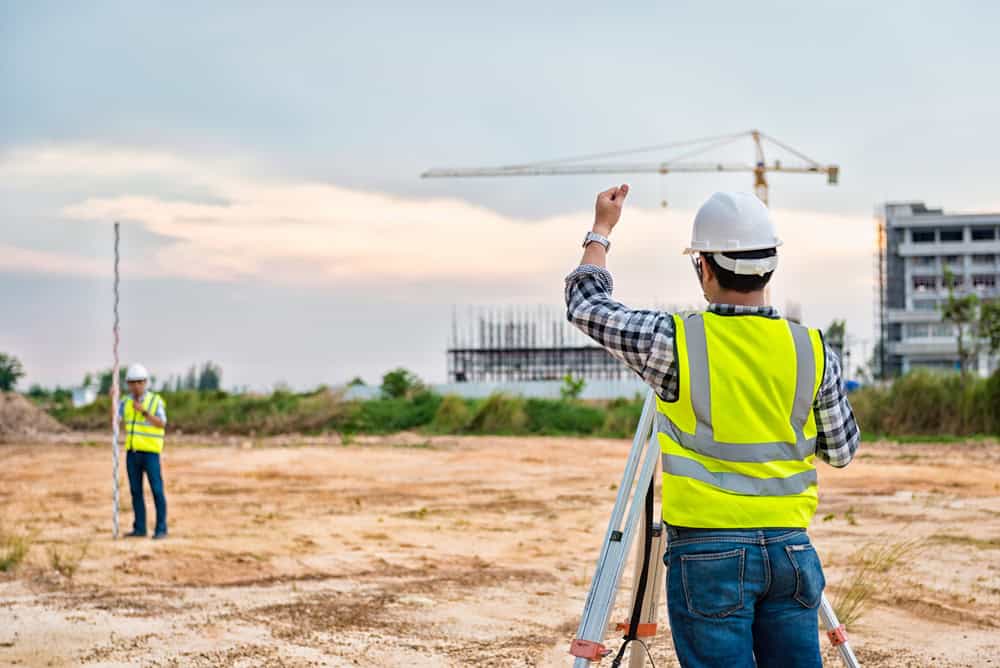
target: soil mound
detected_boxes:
[0,392,69,441]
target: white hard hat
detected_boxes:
[126,363,149,381]
[683,192,783,255]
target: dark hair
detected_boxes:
[703,248,777,293]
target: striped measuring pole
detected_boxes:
[111,222,121,539]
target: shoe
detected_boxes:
[124,531,146,538]
[152,532,168,540]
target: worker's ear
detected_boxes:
[699,256,715,284]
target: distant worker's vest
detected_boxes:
[656,312,825,528]
[123,393,166,454]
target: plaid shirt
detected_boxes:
[565,264,859,467]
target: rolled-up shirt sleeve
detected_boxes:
[813,345,860,468]
[564,264,679,401]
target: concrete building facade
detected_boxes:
[876,202,1000,377]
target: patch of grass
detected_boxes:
[466,394,529,434]
[831,537,925,626]
[851,369,1000,437]
[0,525,32,572]
[429,394,471,433]
[523,398,604,435]
[845,506,858,526]
[48,542,90,579]
[927,533,1000,549]
[398,507,430,520]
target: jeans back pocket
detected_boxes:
[785,543,826,609]
[680,548,745,618]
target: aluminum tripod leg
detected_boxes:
[820,594,861,668]
[570,391,660,666]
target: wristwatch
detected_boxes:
[582,230,611,252]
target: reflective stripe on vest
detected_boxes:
[124,393,166,454]
[656,312,825,528]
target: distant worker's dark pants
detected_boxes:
[126,450,167,535]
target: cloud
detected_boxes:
[0,243,109,278]
[2,144,876,311]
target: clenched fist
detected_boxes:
[593,184,629,236]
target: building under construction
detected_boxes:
[447,307,630,383]
[875,202,1000,377]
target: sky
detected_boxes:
[3,1,999,390]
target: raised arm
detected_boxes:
[564,185,679,402]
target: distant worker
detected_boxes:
[119,363,168,539]
[566,187,860,668]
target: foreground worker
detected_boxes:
[119,363,168,539]
[566,186,860,668]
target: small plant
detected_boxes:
[831,537,924,626]
[0,525,32,572]
[48,542,90,579]
[559,374,586,401]
[845,506,858,526]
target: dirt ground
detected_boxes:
[1,433,998,667]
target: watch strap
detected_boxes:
[583,231,611,252]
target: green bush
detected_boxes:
[342,391,442,434]
[466,394,529,434]
[851,369,1000,437]
[54,388,351,435]
[599,396,645,437]
[524,398,604,435]
[430,395,471,433]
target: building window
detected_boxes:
[931,323,955,338]
[972,254,996,265]
[971,227,997,241]
[944,274,965,288]
[912,276,937,291]
[972,274,997,289]
[912,299,938,311]
[905,323,930,338]
[911,230,935,243]
[939,228,964,242]
[911,256,936,267]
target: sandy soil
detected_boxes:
[1,433,998,667]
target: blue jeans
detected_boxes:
[126,450,167,535]
[664,526,825,668]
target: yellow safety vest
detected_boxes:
[123,393,166,454]
[656,312,825,528]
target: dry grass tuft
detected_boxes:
[831,537,925,626]
[48,542,90,579]
[0,524,32,572]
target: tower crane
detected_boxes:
[422,129,838,206]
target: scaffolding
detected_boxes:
[447,307,629,382]
[874,209,888,379]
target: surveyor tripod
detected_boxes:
[569,391,860,667]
